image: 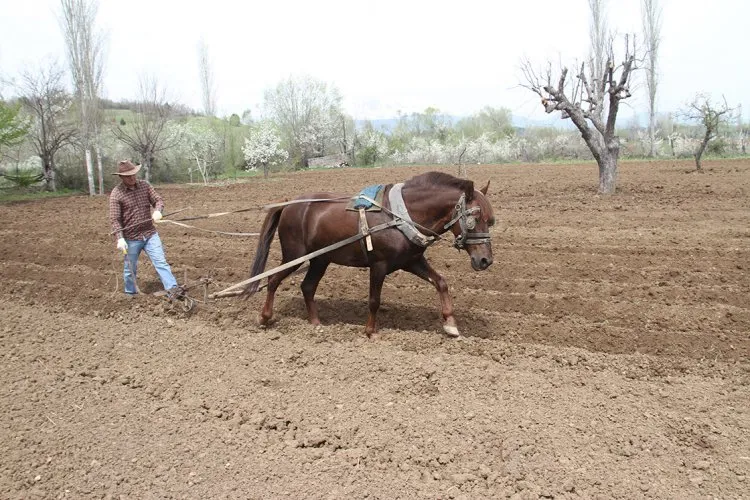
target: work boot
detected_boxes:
[166,286,185,301]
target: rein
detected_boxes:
[109,216,259,237]
[108,190,489,247]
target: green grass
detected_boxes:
[0,188,83,204]
[215,168,261,181]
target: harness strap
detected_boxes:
[209,219,402,298]
[359,208,373,252]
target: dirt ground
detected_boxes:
[1,159,749,499]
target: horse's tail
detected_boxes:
[243,205,284,296]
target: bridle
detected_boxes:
[443,192,492,249]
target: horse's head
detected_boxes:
[444,179,494,271]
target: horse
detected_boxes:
[243,171,495,337]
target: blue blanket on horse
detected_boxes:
[348,184,385,211]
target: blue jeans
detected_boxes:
[123,233,178,294]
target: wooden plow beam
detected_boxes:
[208,219,402,300]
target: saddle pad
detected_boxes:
[346,184,385,212]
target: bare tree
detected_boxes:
[112,76,176,182]
[521,36,636,194]
[589,0,609,121]
[456,144,468,178]
[681,94,734,171]
[197,38,216,117]
[642,0,662,157]
[59,0,106,195]
[17,63,77,191]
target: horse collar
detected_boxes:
[388,183,435,247]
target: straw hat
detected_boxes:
[112,160,142,176]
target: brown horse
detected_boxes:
[244,171,495,336]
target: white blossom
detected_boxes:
[242,124,288,177]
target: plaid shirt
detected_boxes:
[109,180,165,240]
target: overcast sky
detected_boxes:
[1,0,748,124]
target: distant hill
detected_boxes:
[355,114,578,133]
[512,114,578,131]
[356,110,645,134]
[355,118,400,131]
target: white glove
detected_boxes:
[116,237,128,254]
[152,210,163,222]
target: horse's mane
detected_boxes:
[404,171,475,201]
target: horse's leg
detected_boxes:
[259,263,302,326]
[300,258,330,326]
[403,256,460,337]
[365,262,389,336]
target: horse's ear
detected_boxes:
[479,180,490,195]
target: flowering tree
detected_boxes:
[242,124,288,178]
[354,123,388,166]
[466,134,494,164]
[263,75,343,167]
[169,122,221,184]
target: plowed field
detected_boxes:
[1,159,748,499]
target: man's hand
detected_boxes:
[152,210,163,222]
[117,237,128,254]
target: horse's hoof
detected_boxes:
[442,324,460,337]
[258,315,273,327]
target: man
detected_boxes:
[108,160,180,298]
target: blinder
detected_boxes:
[443,193,491,249]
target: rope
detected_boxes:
[262,196,350,210]
[109,213,259,238]
[172,206,259,221]
[156,219,259,237]
[108,217,154,236]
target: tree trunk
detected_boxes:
[694,129,711,171]
[648,111,656,157]
[85,147,95,195]
[594,136,620,194]
[194,155,208,185]
[95,143,104,194]
[598,152,618,194]
[569,113,620,195]
[143,157,151,182]
[42,157,56,192]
